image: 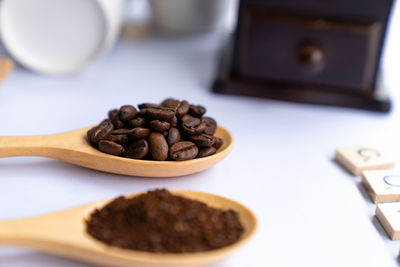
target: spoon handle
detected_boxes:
[0,218,39,247]
[0,216,66,251]
[0,209,90,254]
[0,206,116,267]
[0,135,50,157]
[0,133,72,158]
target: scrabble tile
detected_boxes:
[335,146,394,175]
[375,203,400,240]
[362,170,400,203]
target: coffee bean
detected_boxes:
[213,137,223,150]
[171,116,178,127]
[112,119,125,129]
[108,109,124,129]
[189,105,206,117]
[201,117,217,135]
[146,106,175,122]
[161,98,180,109]
[98,140,124,156]
[89,120,114,143]
[108,109,119,120]
[89,99,221,161]
[181,115,206,135]
[129,128,150,140]
[123,139,149,159]
[176,100,189,118]
[169,141,198,161]
[148,133,169,161]
[149,120,170,132]
[111,129,132,135]
[87,127,98,143]
[167,127,180,146]
[129,117,146,128]
[197,147,216,158]
[109,129,131,144]
[191,134,215,147]
[137,109,147,117]
[162,99,189,118]
[119,105,137,122]
[138,103,160,110]
[110,134,129,144]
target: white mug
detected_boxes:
[0,0,125,74]
[150,0,235,34]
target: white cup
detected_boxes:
[150,0,234,34]
[0,0,125,74]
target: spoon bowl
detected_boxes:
[0,190,257,267]
[0,126,233,177]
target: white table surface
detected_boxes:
[1,4,400,267]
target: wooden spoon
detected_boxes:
[0,190,257,267]
[0,126,233,177]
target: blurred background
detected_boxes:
[0,0,397,112]
[0,0,238,74]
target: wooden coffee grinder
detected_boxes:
[213,0,395,111]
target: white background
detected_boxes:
[1,2,400,267]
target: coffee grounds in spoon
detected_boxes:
[86,189,244,253]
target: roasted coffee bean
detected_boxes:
[148,133,169,161]
[108,109,124,129]
[111,129,132,135]
[146,106,175,122]
[123,139,149,159]
[198,123,207,134]
[108,109,119,119]
[110,134,129,144]
[119,105,137,122]
[213,136,223,150]
[201,117,217,135]
[191,134,215,147]
[109,129,131,144]
[89,99,221,161]
[89,120,114,143]
[138,103,160,110]
[167,127,180,146]
[87,127,98,143]
[181,115,206,135]
[129,117,146,128]
[149,120,170,132]
[98,140,124,156]
[169,141,198,161]
[162,99,189,118]
[197,147,216,158]
[171,116,178,127]
[112,118,125,129]
[129,128,150,140]
[189,105,206,117]
[176,100,190,118]
[161,98,179,109]
[137,109,147,117]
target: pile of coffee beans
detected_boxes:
[86,189,244,253]
[87,99,223,161]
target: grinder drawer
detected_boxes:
[238,10,382,91]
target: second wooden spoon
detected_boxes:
[0,190,257,267]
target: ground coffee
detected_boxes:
[87,99,222,161]
[86,189,244,253]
